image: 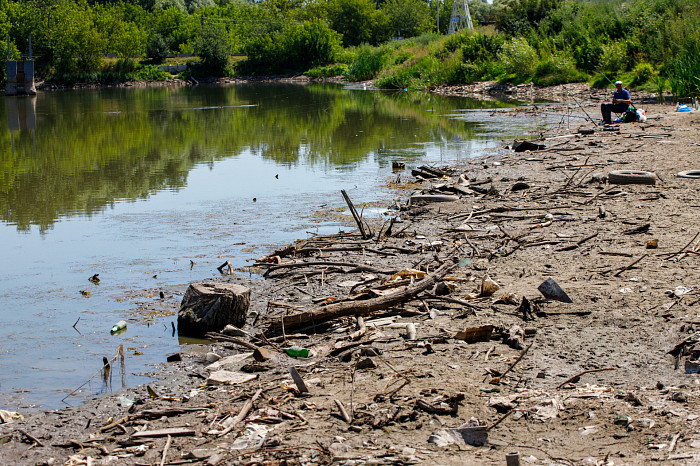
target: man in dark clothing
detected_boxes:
[601,80,631,125]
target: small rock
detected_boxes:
[435,281,451,296]
[356,357,377,370]
[671,392,688,403]
[511,181,530,192]
[205,352,221,363]
[253,347,274,362]
[207,453,225,466]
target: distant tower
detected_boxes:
[448,0,474,35]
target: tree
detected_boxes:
[195,21,231,74]
[326,0,388,46]
[146,33,170,63]
[381,0,432,38]
[110,20,147,59]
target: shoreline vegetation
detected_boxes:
[2,0,699,100]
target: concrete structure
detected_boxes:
[158,64,187,74]
[6,60,37,95]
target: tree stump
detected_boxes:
[178,283,250,338]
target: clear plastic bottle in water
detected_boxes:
[110,320,127,334]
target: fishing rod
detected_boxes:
[564,87,597,126]
[540,112,589,120]
[593,66,615,86]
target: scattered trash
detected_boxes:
[405,322,417,340]
[506,452,521,466]
[206,370,257,386]
[429,423,488,447]
[512,140,545,152]
[0,410,23,424]
[537,278,573,303]
[613,414,631,426]
[455,325,493,343]
[117,396,135,408]
[646,239,658,249]
[677,170,700,179]
[110,320,127,334]
[480,276,500,296]
[667,286,693,297]
[608,170,657,185]
[285,346,309,358]
[289,367,309,394]
[503,325,525,350]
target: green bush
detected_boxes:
[346,43,390,81]
[599,41,627,73]
[195,22,231,74]
[497,37,537,77]
[132,64,170,81]
[533,53,586,86]
[146,34,171,64]
[375,68,414,89]
[305,63,349,78]
[392,50,413,65]
[244,20,341,73]
[459,60,504,83]
[443,30,474,53]
[630,62,654,86]
[572,38,602,71]
[461,33,504,63]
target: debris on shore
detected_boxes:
[1,103,699,465]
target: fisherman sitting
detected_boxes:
[600,80,631,125]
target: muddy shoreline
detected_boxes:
[1,92,699,465]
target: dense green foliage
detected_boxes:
[1,0,698,98]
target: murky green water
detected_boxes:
[0,84,550,410]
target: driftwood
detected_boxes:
[178,283,250,337]
[266,260,458,333]
[263,261,393,278]
[341,189,371,239]
[214,388,263,437]
[556,367,615,389]
[131,427,196,438]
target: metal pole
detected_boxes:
[29,35,32,59]
[437,0,440,33]
[7,35,9,60]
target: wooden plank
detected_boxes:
[132,427,196,438]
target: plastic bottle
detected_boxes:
[110,320,127,334]
[285,346,309,358]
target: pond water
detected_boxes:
[0,84,551,410]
